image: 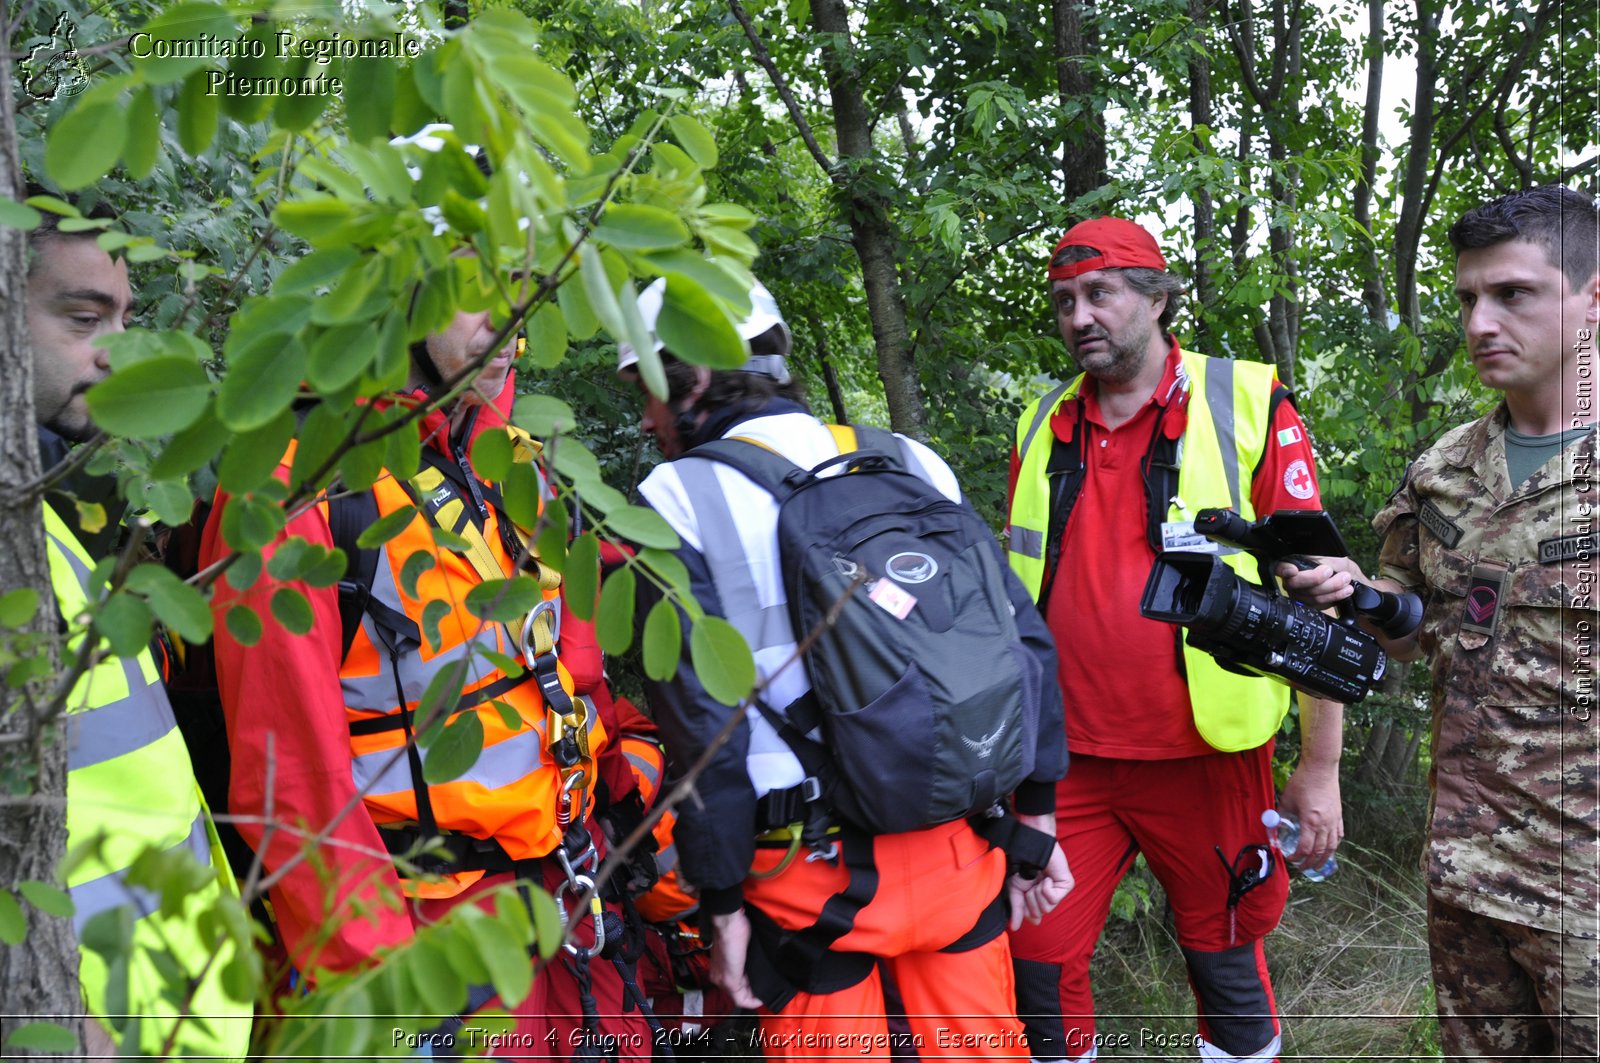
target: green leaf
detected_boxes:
[399,550,435,600]
[46,98,126,190]
[18,880,73,918]
[224,551,262,593]
[480,652,525,681]
[345,57,397,142]
[139,479,194,528]
[270,587,315,636]
[464,578,542,624]
[0,196,42,231]
[151,408,227,480]
[640,251,753,306]
[273,62,335,132]
[93,592,155,659]
[556,268,599,340]
[3,1023,78,1053]
[593,204,691,251]
[636,547,692,599]
[699,203,757,229]
[273,196,357,245]
[0,889,25,945]
[311,255,389,326]
[217,409,295,494]
[341,439,386,492]
[126,565,211,645]
[421,710,484,784]
[225,604,262,647]
[304,547,349,590]
[421,598,451,653]
[527,885,564,959]
[523,304,568,368]
[220,494,286,553]
[563,533,599,622]
[471,429,514,483]
[464,905,534,1007]
[642,599,682,681]
[595,567,635,655]
[656,277,748,370]
[501,461,542,535]
[130,3,237,84]
[512,395,578,437]
[0,588,40,629]
[603,505,680,550]
[177,70,221,156]
[667,114,719,169]
[356,504,419,549]
[690,615,756,706]
[85,357,211,439]
[535,495,568,574]
[306,322,379,392]
[274,248,360,295]
[97,328,211,370]
[216,335,307,433]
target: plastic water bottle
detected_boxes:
[1261,809,1338,881]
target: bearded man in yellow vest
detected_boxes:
[1005,217,1345,1062]
[28,200,252,1058]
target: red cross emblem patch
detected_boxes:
[1283,459,1315,500]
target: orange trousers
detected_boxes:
[745,819,1028,1060]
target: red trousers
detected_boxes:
[1008,750,1288,1061]
[745,819,1028,1060]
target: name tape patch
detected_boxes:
[1538,532,1595,565]
[1418,500,1464,549]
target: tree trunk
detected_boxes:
[810,0,926,438]
[1052,0,1106,206]
[810,314,851,425]
[1392,0,1440,336]
[0,4,84,1048]
[1187,0,1217,346]
[1353,0,1390,328]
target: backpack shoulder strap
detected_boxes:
[846,424,906,468]
[329,488,384,660]
[685,438,805,500]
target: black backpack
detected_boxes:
[687,425,1043,836]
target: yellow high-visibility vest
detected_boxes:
[1007,349,1291,750]
[47,505,250,1058]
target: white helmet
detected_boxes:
[617,277,792,383]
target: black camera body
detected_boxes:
[1138,509,1422,704]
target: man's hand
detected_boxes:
[1007,812,1074,930]
[708,908,762,1009]
[1278,759,1343,872]
[1273,555,1366,609]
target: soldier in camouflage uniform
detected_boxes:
[1281,185,1599,1058]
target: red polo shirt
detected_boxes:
[1008,342,1323,759]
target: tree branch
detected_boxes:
[726,0,838,180]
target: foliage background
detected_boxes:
[1,0,1595,1056]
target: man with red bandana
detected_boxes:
[1004,217,1346,1061]
[204,295,652,1059]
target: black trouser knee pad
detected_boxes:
[1180,944,1276,1056]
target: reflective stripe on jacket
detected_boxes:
[1007,349,1290,750]
[47,506,250,1059]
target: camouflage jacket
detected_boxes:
[1376,406,1597,938]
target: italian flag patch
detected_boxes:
[1276,425,1303,446]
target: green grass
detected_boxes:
[1088,793,1442,1061]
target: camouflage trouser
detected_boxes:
[1428,896,1599,1059]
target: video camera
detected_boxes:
[1138,509,1423,703]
